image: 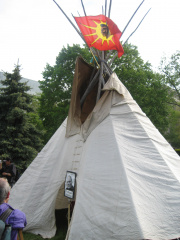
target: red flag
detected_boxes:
[75,15,124,58]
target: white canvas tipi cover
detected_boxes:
[9,57,180,240]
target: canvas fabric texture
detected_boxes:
[9,57,180,239]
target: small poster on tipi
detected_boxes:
[64,171,76,199]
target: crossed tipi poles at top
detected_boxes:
[52,0,151,105]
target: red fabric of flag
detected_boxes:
[75,15,124,58]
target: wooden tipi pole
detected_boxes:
[108,8,151,67]
[105,0,145,62]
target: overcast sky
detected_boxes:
[0,0,180,81]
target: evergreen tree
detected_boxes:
[0,65,43,169]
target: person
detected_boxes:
[0,158,16,187]
[0,178,27,240]
[66,175,74,191]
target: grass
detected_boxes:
[23,228,67,240]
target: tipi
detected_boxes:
[9,56,180,240]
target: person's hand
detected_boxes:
[2,172,10,176]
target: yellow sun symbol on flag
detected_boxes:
[82,20,115,46]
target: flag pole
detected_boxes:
[123,8,151,45]
[102,6,104,15]
[105,0,145,62]
[52,0,85,44]
[108,0,112,18]
[52,0,98,69]
[105,0,107,16]
[81,0,87,16]
[121,0,145,37]
[68,200,71,227]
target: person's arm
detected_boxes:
[3,164,16,178]
[7,209,27,229]
[2,172,11,177]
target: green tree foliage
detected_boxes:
[111,43,173,135]
[39,44,91,143]
[165,109,180,149]
[28,94,45,133]
[39,43,174,143]
[0,65,44,169]
[159,51,180,148]
[160,51,180,101]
